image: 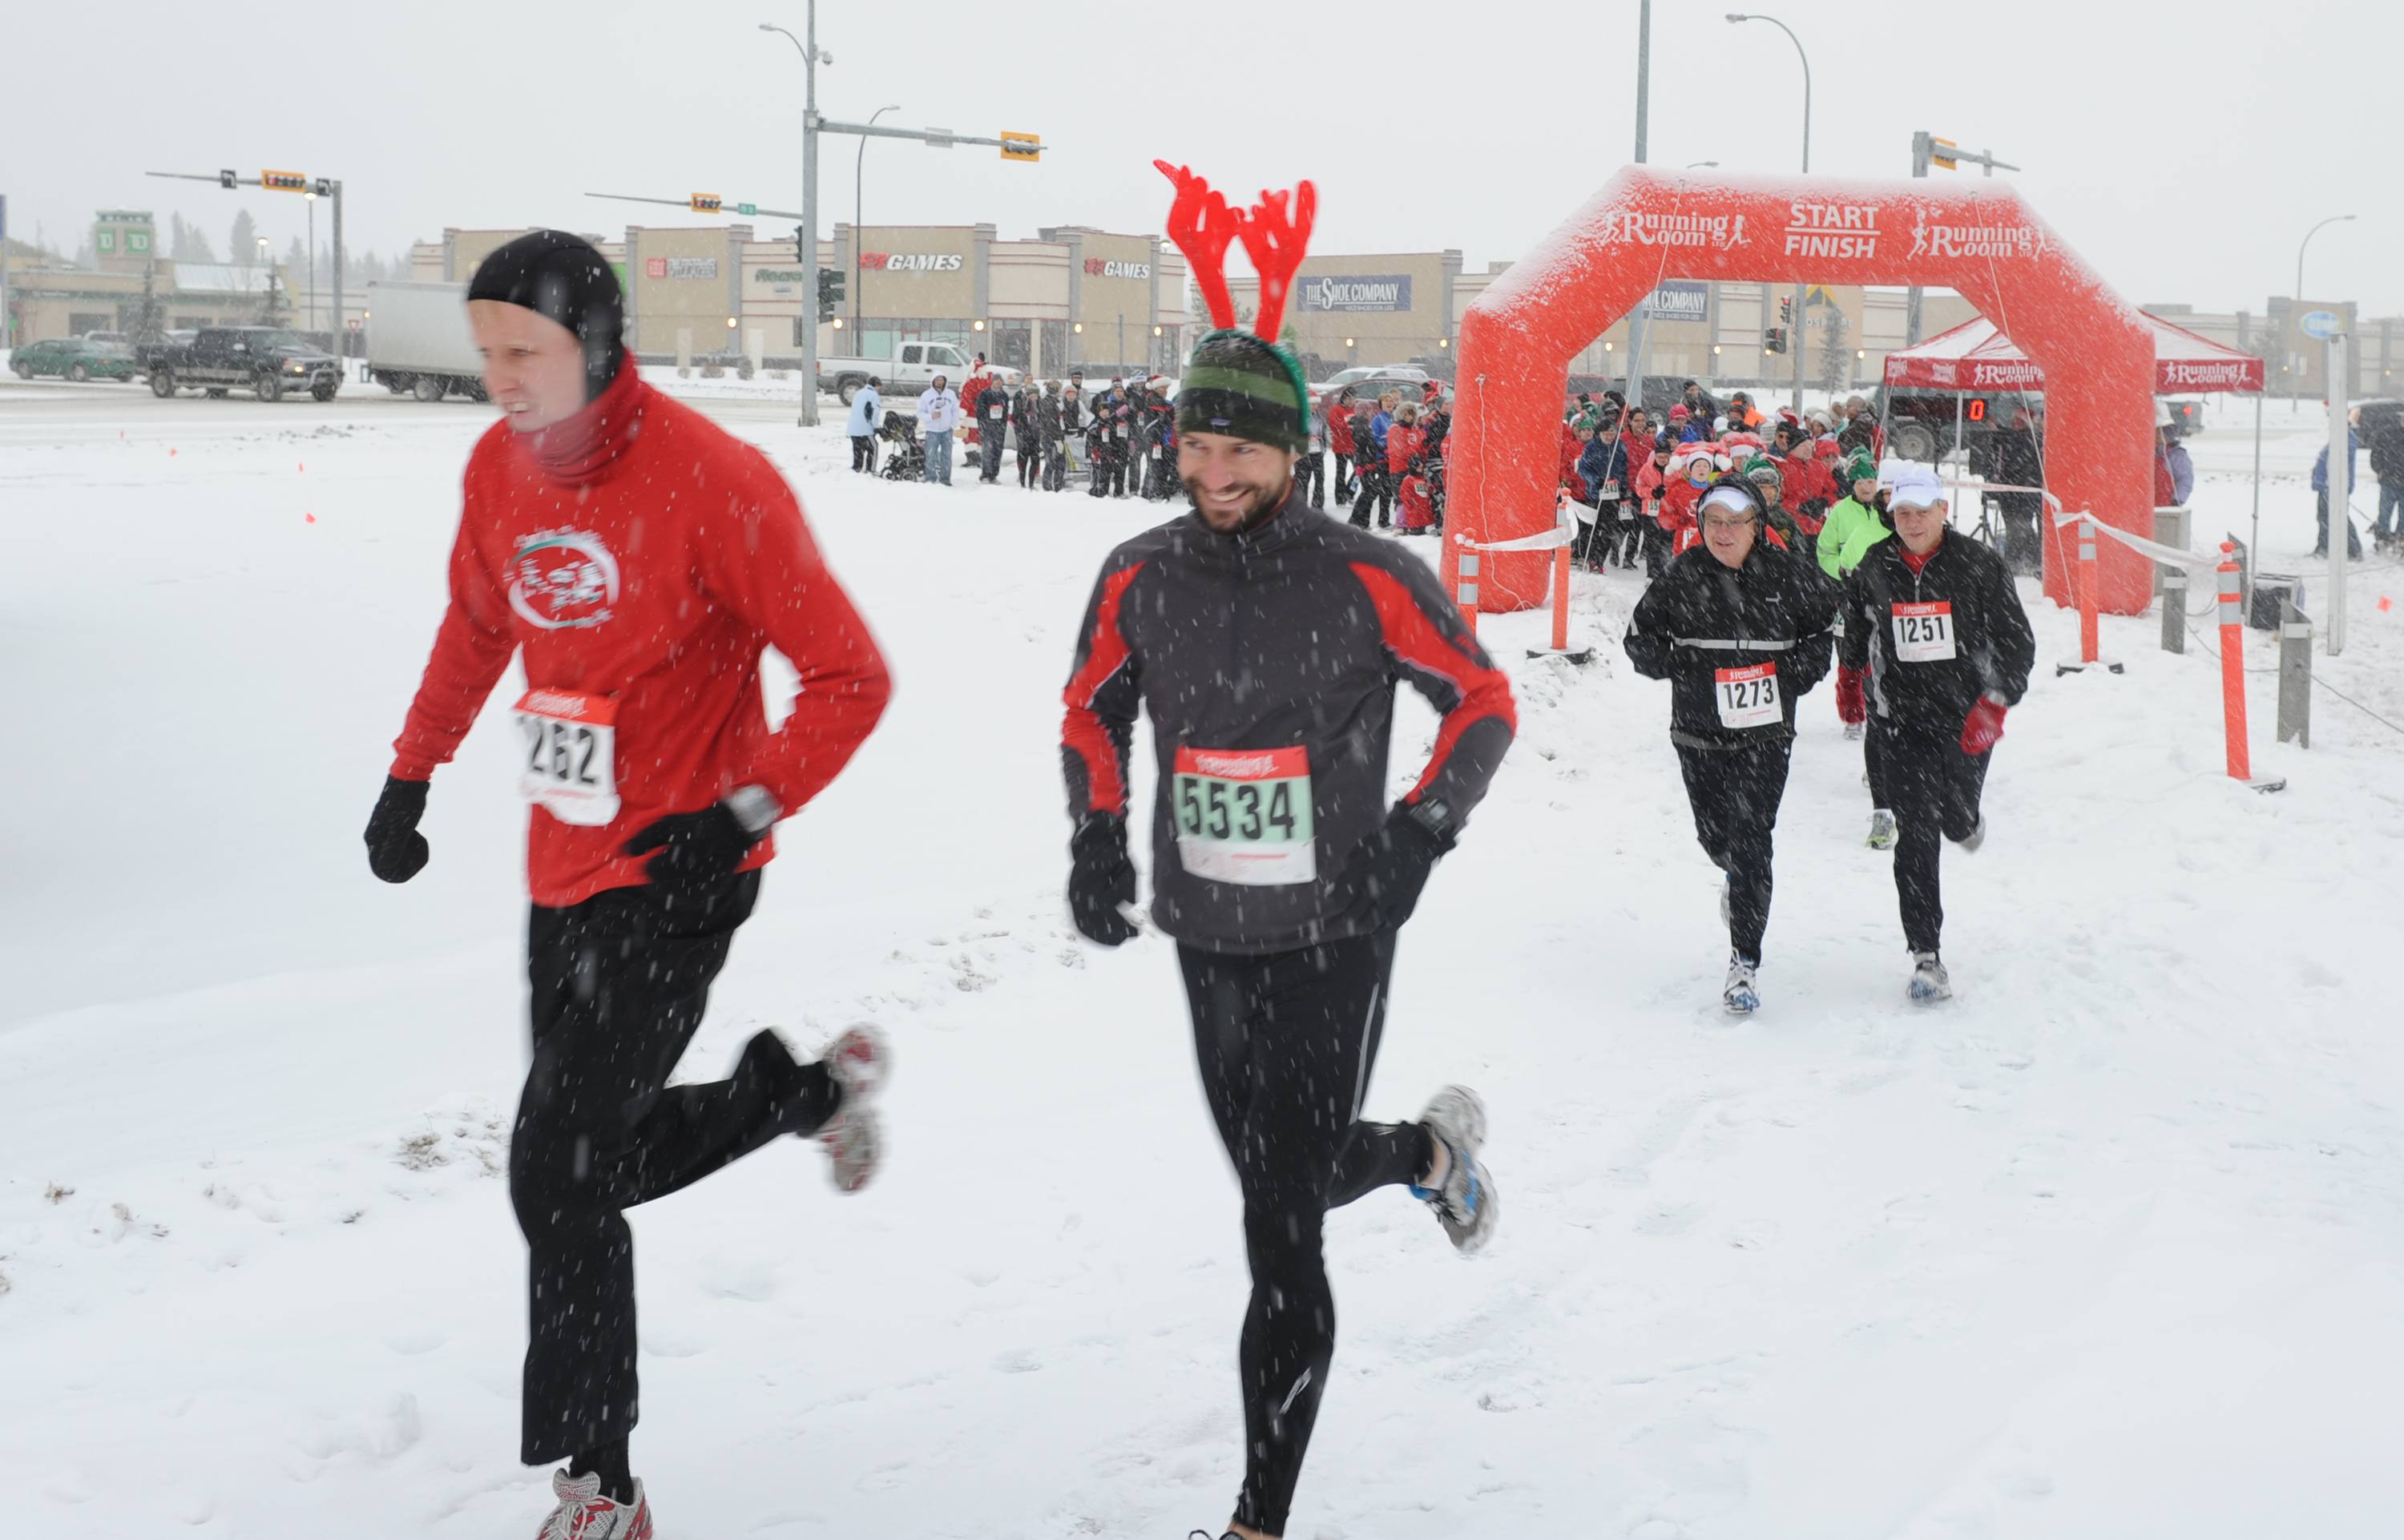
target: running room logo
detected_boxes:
[1905,213,2048,261]
[1191,752,1282,778]
[1598,209,1750,250]
[508,529,620,631]
[1784,203,1882,259]
[857,252,965,272]
[2163,361,2253,389]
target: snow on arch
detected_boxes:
[1446,167,2156,615]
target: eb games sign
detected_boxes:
[858,252,965,273]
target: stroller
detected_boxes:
[878,413,926,482]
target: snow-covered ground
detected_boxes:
[2,371,2400,1539]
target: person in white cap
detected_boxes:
[1832,463,2034,1001]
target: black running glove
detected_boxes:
[1332,801,1457,932]
[1067,812,1139,946]
[623,801,764,895]
[364,776,431,884]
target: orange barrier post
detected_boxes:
[1551,543,1571,653]
[2077,515,2101,664]
[2216,542,2250,781]
[1454,549,1480,634]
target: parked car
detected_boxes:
[10,337,141,384]
[1312,364,1430,394]
[817,339,1018,405]
[147,327,342,403]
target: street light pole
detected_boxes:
[1729,11,1809,413]
[1628,0,1652,416]
[305,190,317,339]
[762,14,827,425]
[854,103,898,340]
[2293,214,2354,404]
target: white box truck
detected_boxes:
[365,281,486,402]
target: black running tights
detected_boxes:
[1177,932,1434,1536]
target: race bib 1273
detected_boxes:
[1713,662,1782,730]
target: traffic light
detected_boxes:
[817,268,843,322]
[1765,327,1788,355]
[1779,296,1793,326]
[690,192,722,214]
[999,131,1042,163]
[261,169,309,192]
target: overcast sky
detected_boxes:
[8,0,2398,317]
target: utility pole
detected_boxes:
[759,17,1042,425]
[1627,0,1652,414]
[1728,13,1810,413]
[1906,131,2019,347]
[1,195,10,352]
[760,18,826,424]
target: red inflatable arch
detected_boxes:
[1446,167,2154,615]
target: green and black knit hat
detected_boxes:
[1176,329,1310,455]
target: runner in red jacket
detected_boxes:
[359,232,893,1540]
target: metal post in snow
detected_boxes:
[2326,332,2349,653]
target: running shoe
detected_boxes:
[1410,1086,1497,1254]
[1867,808,1898,850]
[1908,951,1953,1005]
[537,1470,652,1540]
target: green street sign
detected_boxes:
[736,203,757,216]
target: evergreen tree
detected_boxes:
[130,263,167,345]
[1817,307,1852,398]
[230,208,259,268]
[171,214,220,264]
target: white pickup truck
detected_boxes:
[818,340,1017,405]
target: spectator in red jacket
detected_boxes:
[1327,388,1359,498]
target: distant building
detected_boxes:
[2,212,299,345]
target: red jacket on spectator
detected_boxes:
[1658,476,1707,556]
[1387,423,1426,476]
[1328,399,1357,456]
[1560,421,1590,501]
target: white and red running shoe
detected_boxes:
[537,1469,652,1540]
[815,1025,890,1194]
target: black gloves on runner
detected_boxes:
[623,802,764,895]
[364,776,432,884]
[1332,801,1457,933]
[1067,812,1139,946]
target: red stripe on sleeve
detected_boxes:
[1060,562,1144,817]
[1347,562,1518,803]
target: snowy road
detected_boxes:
[2,375,2401,1538]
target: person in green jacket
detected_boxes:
[1817,450,1893,581]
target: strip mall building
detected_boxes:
[413,221,1189,379]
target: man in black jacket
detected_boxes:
[1833,466,2036,1002]
[1624,474,1837,1014]
[1060,327,1516,1540]
[974,374,1013,482]
[1011,381,1042,489]
[1038,381,1069,491]
[1991,409,2047,575]
[2370,405,2404,551]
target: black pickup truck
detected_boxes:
[146,328,343,402]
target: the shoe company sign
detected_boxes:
[1640,280,1709,322]
[1298,274,1415,313]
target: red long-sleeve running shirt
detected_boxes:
[389,375,891,908]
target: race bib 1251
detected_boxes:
[1172,746,1314,886]
[514,687,620,826]
[1891,601,1958,663]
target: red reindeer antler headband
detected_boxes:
[1154,160,1317,341]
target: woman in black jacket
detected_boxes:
[1624,474,1837,1014]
